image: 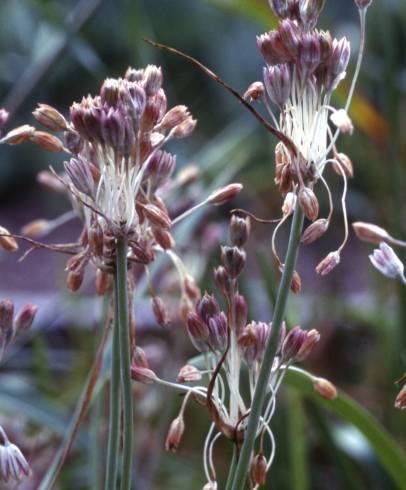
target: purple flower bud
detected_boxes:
[282,326,307,361]
[299,33,322,83]
[14,304,38,336]
[269,0,291,19]
[256,31,291,65]
[208,312,228,352]
[221,246,246,278]
[238,321,270,367]
[186,312,210,352]
[369,242,405,281]
[127,83,147,121]
[279,19,302,58]
[213,266,232,296]
[299,0,325,31]
[101,107,125,151]
[143,65,163,96]
[100,78,120,107]
[145,150,176,189]
[131,346,157,384]
[125,67,144,82]
[229,215,250,248]
[196,293,220,324]
[64,130,83,154]
[64,156,95,197]
[326,37,351,92]
[263,64,291,107]
[0,299,14,351]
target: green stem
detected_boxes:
[117,237,134,490]
[230,204,304,490]
[105,286,121,490]
[225,446,237,490]
[91,295,110,489]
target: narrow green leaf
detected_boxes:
[285,369,406,490]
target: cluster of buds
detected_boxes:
[244,0,371,277]
[0,299,37,361]
[0,426,30,483]
[0,66,241,295]
[130,214,320,488]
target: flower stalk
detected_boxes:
[116,237,134,490]
[230,204,304,490]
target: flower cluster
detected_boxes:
[1,66,241,295]
[244,0,370,276]
[131,215,327,489]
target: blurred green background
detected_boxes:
[0,0,405,489]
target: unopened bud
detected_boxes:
[213,266,232,296]
[221,246,246,278]
[14,304,38,336]
[187,312,210,350]
[160,105,190,130]
[172,116,197,139]
[315,251,340,275]
[88,222,104,256]
[0,226,18,252]
[21,219,50,237]
[282,192,297,216]
[352,222,390,245]
[282,326,306,361]
[143,65,163,96]
[291,270,302,294]
[369,242,404,281]
[296,329,320,360]
[152,227,175,250]
[1,125,35,145]
[395,383,406,410]
[229,215,250,247]
[165,416,185,452]
[33,104,68,131]
[152,296,170,327]
[235,294,248,332]
[250,453,267,486]
[177,364,202,383]
[243,81,265,101]
[142,203,172,229]
[95,269,110,296]
[313,377,337,400]
[301,219,329,245]
[333,152,354,178]
[66,270,84,291]
[208,183,243,206]
[131,347,157,384]
[0,299,14,332]
[330,109,353,135]
[30,131,65,152]
[299,187,319,221]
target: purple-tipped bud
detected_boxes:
[33,104,68,132]
[172,116,197,139]
[213,266,232,296]
[131,347,157,384]
[229,215,251,248]
[299,0,325,31]
[152,296,170,327]
[315,250,341,275]
[238,321,270,367]
[196,294,220,324]
[296,328,320,360]
[263,64,291,107]
[101,107,125,151]
[298,187,319,221]
[1,125,35,145]
[142,203,172,229]
[269,0,291,19]
[250,453,268,486]
[279,19,302,58]
[256,31,291,65]
[160,105,190,130]
[14,304,38,336]
[145,150,176,188]
[143,65,163,96]
[235,294,248,332]
[208,183,243,206]
[221,246,246,278]
[208,312,228,352]
[186,312,210,351]
[369,243,404,281]
[165,416,185,452]
[127,83,147,121]
[0,300,14,333]
[282,326,307,361]
[299,33,322,82]
[100,78,120,107]
[125,67,144,82]
[326,37,351,92]
[64,156,95,197]
[301,219,329,245]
